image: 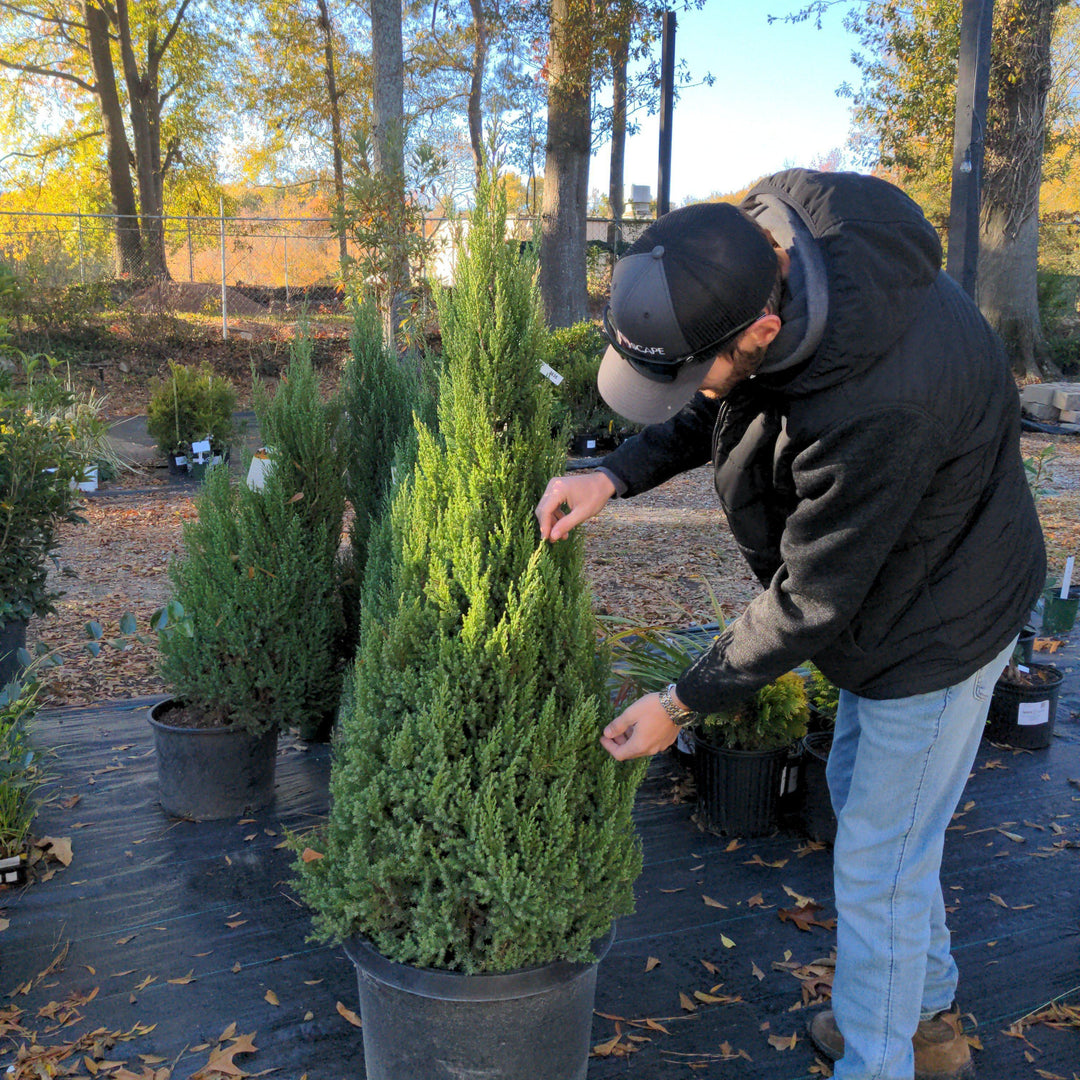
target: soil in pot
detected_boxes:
[148,699,278,820]
[985,664,1063,750]
[344,931,612,1080]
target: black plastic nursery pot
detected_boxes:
[148,699,278,820]
[344,932,613,1080]
[799,730,837,845]
[691,732,790,837]
[985,664,1063,750]
[1042,585,1079,636]
[0,618,27,689]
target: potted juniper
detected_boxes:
[150,379,344,816]
[295,175,645,1080]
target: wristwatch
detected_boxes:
[658,683,698,727]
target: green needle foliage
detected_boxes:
[159,462,341,736]
[297,173,645,974]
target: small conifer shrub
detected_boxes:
[159,462,342,734]
[296,174,645,974]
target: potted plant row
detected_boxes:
[293,174,645,1080]
[146,361,236,477]
[148,337,347,819]
[605,599,810,838]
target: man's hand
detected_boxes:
[535,472,616,542]
[601,693,682,761]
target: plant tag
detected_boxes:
[1060,556,1074,599]
[1017,700,1050,727]
[191,439,212,455]
[174,455,188,467]
[586,439,596,449]
[1018,664,1030,674]
[539,362,564,386]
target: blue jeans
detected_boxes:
[827,639,1015,1080]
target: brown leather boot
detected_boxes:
[807,1004,975,1079]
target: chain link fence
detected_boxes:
[0,208,654,330]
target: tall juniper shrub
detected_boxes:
[296,175,645,973]
[159,459,342,735]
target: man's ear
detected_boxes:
[742,313,782,351]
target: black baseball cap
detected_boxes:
[598,202,779,424]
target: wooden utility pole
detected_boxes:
[946,0,994,296]
[657,11,676,218]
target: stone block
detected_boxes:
[1051,389,1080,411]
[1021,384,1059,406]
[1022,402,1060,421]
[1059,409,1079,424]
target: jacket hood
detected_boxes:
[741,169,942,394]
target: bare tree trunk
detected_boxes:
[539,0,591,328]
[316,0,349,270]
[608,27,628,258]
[978,0,1064,379]
[83,1,142,275]
[467,0,489,176]
[371,0,408,341]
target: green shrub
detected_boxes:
[296,172,645,974]
[0,674,46,859]
[146,362,236,458]
[158,463,342,736]
[544,321,626,439]
[700,671,809,751]
[606,617,810,752]
[252,322,346,560]
[0,355,90,627]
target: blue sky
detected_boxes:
[590,3,866,204]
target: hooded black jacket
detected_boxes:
[599,169,1046,715]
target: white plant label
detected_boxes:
[1017,700,1050,727]
[191,439,212,455]
[1060,556,1074,599]
[586,439,596,449]
[539,362,564,386]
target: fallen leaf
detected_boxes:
[720,934,736,949]
[167,971,195,985]
[747,893,766,908]
[301,848,324,862]
[336,1001,362,1027]
[703,895,727,909]
[219,1021,237,1042]
[701,959,719,975]
[37,836,73,866]
[226,920,247,929]
[232,962,242,974]
[265,989,279,1006]
[724,839,743,852]
[116,935,136,945]
[745,854,788,869]
[645,956,661,972]
[782,884,813,907]
[751,961,765,981]
[768,1031,799,1051]
[988,893,1008,908]
[679,992,697,1012]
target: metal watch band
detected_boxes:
[658,683,697,727]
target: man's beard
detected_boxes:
[700,342,768,400]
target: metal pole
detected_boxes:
[657,10,676,218]
[188,215,194,281]
[284,234,290,306]
[219,196,228,340]
[78,211,85,284]
[946,0,994,297]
